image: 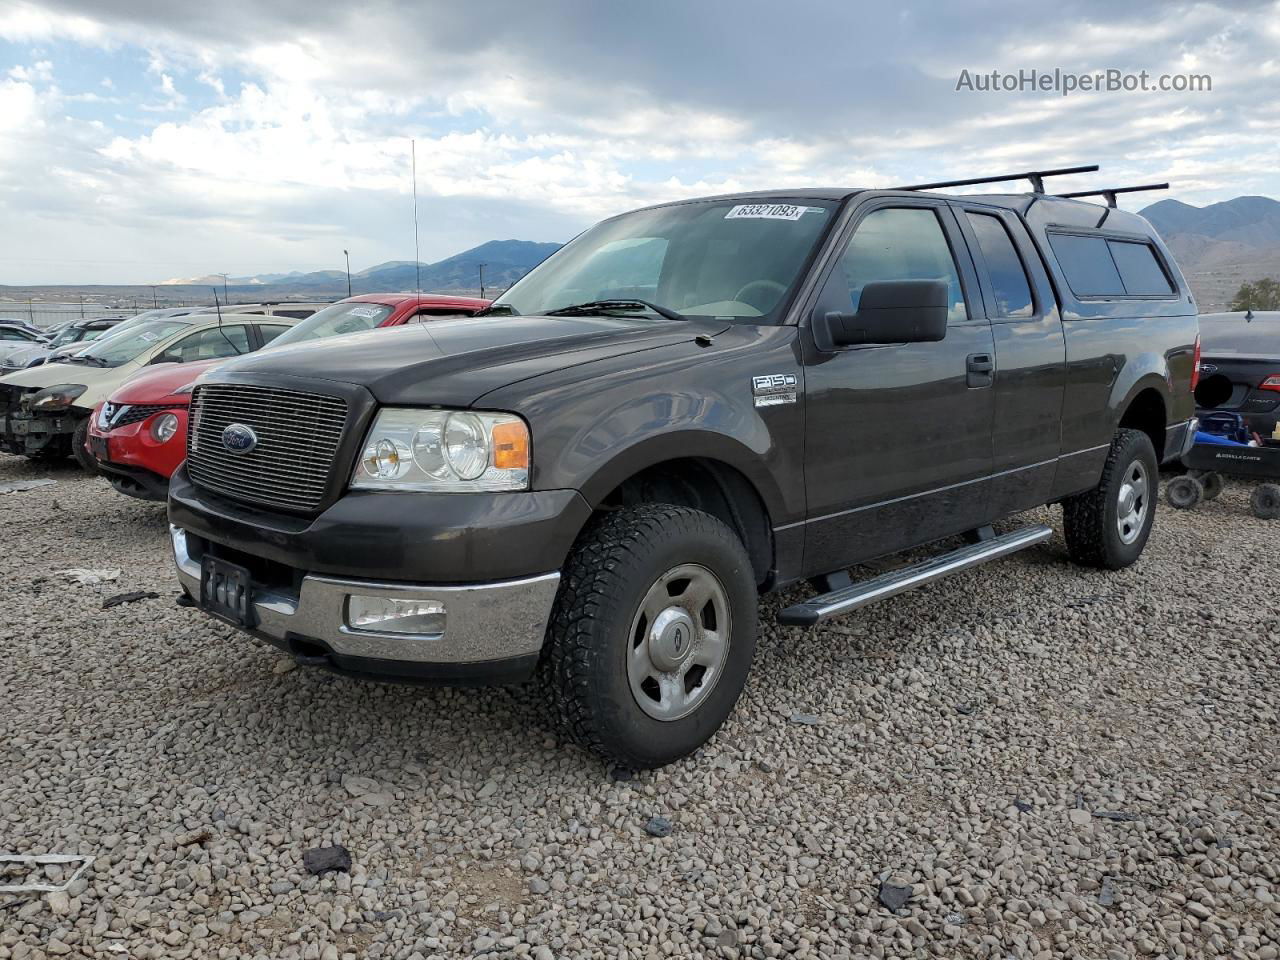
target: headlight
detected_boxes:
[151,412,180,443]
[29,384,87,411]
[351,408,530,492]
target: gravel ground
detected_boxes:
[1,453,1277,960]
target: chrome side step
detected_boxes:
[777,524,1053,627]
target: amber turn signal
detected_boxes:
[491,420,530,469]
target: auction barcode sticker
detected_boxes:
[724,203,807,221]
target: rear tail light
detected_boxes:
[1190,334,1202,393]
[1260,375,1280,393]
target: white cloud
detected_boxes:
[1,0,1279,283]
[0,0,105,43]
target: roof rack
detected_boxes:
[1055,182,1169,208]
[894,164,1099,195]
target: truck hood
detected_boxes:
[210,314,728,407]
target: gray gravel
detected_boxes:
[1,453,1277,960]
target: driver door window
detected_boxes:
[836,207,968,323]
[156,325,250,363]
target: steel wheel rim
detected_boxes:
[1116,459,1149,545]
[626,562,731,722]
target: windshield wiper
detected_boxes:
[476,303,519,318]
[545,299,689,323]
[64,354,108,367]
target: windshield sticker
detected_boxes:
[139,331,161,342]
[348,306,381,318]
[725,203,808,221]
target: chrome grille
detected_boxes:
[186,384,348,511]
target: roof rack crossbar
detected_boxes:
[894,164,1099,194]
[1054,182,1169,208]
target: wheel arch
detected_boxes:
[585,446,778,589]
[1116,382,1168,461]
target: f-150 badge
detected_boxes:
[752,373,798,407]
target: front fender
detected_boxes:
[576,428,790,522]
[482,324,808,528]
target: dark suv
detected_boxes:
[169,171,1198,767]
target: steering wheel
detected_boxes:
[733,279,786,312]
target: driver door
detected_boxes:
[801,199,996,574]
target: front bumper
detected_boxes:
[87,406,188,484]
[171,525,560,684]
[0,408,81,455]
[98,461,170,501]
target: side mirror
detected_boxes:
[823,279,949,347]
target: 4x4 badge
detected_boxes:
[752,373,798,407]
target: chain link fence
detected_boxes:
[0,301,218,331]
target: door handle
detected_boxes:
[966,353,994,388]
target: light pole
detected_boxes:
[150,285,158,308]
[478,262,486,299]
[216,273,230,303]
[344,249,352,297]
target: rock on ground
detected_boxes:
[1,453,1277,959]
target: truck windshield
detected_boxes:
[73,319,191,367]
[269,302,394,348]
[492,198,837,323]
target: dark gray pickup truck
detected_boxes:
[170,168,1198,767]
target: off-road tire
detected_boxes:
[1062,428,1158,569]
[1251,483,1280,520]
[542,503,757,768]
[1200,471,1225,501]
[71,417,98,474]
[1165,475,1203,510]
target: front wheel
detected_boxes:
[542,503,758,768]
[1062,428,1158,569]
[71,417,98,474]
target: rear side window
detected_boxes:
[1107,240,1174,296]
[1048,234,1125,297]
[966,213,1033,318]
[257,324,291,345]
[157,325,251,363]
[1049,233,1176,298]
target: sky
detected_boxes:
[0,0,1278,284]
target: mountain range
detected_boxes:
[159,239,563,297]
[1138,195,1280,311]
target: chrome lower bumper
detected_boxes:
[171,525,559,665]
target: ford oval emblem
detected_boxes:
[221,423,258,454]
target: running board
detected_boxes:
[777,524,1053,627]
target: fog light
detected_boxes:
[346,596,446,635]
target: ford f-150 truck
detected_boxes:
[170,168,1198,767]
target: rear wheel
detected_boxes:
[542,503,757,768]
[1063,428,1158,569]
[1165,475,1204,510]
[1251,483,1280,520]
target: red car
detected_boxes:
[88,293,489,500]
